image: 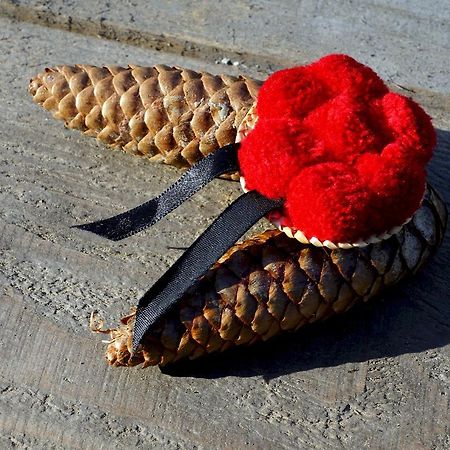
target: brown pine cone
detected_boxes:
[30,64,447,368]
[28,64,261,179]
[98,185,447,367]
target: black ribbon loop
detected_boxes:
[74,143,239,241]
[132,191,283,351]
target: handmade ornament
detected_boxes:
[29,55,447,367]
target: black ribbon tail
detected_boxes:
[73,143,239,241]
[132,191,283,352]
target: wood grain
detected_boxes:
[0,4,449,449]
[2,0,450,94]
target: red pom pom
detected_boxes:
[239,118,317,199]
[380,93,435,164]
[308,54,388,98]
[356,147,426,231]
[256,66,329,120]
[303,95,387,163]
[238,54,435,242]
[285,163,372,243]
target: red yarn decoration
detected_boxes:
[238,54,435,243]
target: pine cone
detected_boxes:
[101,185,446,367]
[30,65,447,367]
[28,64,261,179]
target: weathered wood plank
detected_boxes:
[1,0,450,94]
[0,6,449,450]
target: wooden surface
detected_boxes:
[0,1,449,448]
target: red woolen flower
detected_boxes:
[238,54,435,243]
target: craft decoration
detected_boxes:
[29,55,447,367]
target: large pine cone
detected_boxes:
[102,186,446,367]
[28,64,261,179]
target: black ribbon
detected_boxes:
[75,143,283,351]
[133,191,282,351]
[74,143,238,241]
